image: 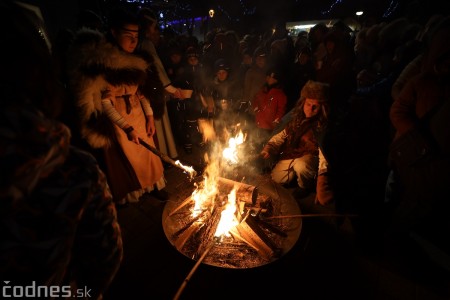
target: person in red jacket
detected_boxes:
[251,68,287,147]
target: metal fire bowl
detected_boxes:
[162,176,302,269]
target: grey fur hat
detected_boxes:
[300,80,330,103]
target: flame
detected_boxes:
[174,160,196,179]
[222,130,245,164]
[188,127,244,237]
[191,175,218,217]
[214,188,238,237]
[198,118,216,142]
[190,156,219,217]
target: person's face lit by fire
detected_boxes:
[170,52,182,65]
[255,55,266,69]
[266,73,278,86]
[113,24,139,53]
[303,98,321,118]
[216,69,228,82]
[187,56,199,66]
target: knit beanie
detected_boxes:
[214,58,230,72]
[186,46,199,58]
[300,80,330,102]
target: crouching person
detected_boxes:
[260,80,335,209]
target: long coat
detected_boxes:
[388,19,450,241]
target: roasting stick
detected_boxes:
[266,213,359,219]
[173,238,218,300]
[138,138,197,178]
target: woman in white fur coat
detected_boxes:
[67,8,169,204]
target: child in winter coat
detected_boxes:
[260,80,333,205]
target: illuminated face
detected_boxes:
[216,69,228,82]
[170,52,182,64]
[266,74,278,85]
[303,98,321,118]
[255,56,266,68]
[113,24,139,53]
[188,56,199,66]
[242,54,252,65]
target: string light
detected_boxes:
[383,0,399,18]
[321,0,343,16]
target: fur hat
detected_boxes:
[300,80,330,103]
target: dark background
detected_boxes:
[21,0,450,42]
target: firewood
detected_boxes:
[217,177,257,204]
[233,215,280,260]
[168,196,194,217]
[229,228,259,252]
[172,211,205,240]
[192,207,222,260]
[174,222,203,252]
[255,218,287,237]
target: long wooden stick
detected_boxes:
[265,213,359,219]
[173,238,217,300]
[139,138,198,177]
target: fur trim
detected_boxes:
[67,28,148,148]
[300,80,330,103]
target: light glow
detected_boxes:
[214,188,238,237]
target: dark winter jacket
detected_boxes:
[0,104,123,299]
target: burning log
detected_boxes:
[172,212,205,239]
[177,204,222,260]
[174,222,204,252]
[172,211,207,251]
[217,177,257,205]
[230,215,281,261]
[168,196,194,217]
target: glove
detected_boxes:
[316,174,334,205]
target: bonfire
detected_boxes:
[163,128,302,269]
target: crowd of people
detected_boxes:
[1,0,449,297]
